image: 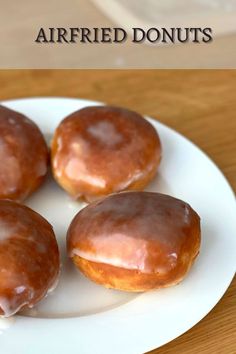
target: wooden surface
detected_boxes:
[0,70,235,353]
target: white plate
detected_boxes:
[1,97,235,354]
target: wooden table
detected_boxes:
[0,70,235,353]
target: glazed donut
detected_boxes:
[0,105,48,201]
[51,106,161,202]
[67,192,201,292]
[0,200,60,317]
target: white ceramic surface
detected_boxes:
[92,0,236,37]
[0,97,235,354]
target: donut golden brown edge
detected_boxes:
[67,192,201,292]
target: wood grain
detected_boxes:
[0,70,235,353]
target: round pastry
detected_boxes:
[0,200,60,317]
[67,192,201,292]
[51,106,161,202]
[0,105,48,201]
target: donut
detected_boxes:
[0,200,60,317]
[0,105,48,201]
[67,192,201,292]
[51,106,161,202]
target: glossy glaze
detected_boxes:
[0,105,48,201]
[51,106,161,202]
[0,200,60,317]
[67,192,201,291]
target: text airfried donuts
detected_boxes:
[0,106,48,201]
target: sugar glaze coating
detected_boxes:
[51,106,161,202]
[0,200,60,317]
[67,192,201,291]
[0,105,48,201]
